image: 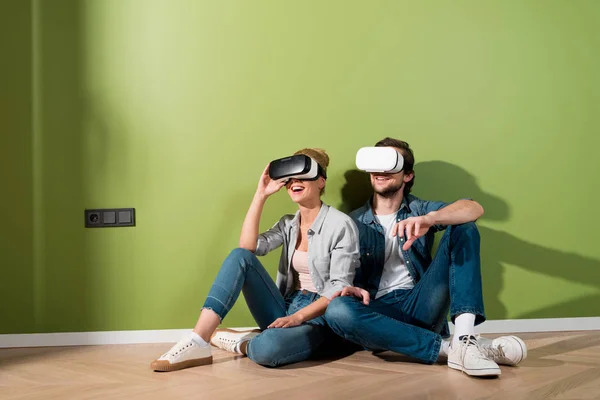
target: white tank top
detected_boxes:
[291,250,317,292]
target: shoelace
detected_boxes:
[459,335,492,363]
[215,336,238,353]
[482,344,507,362]
[163,339,194,358]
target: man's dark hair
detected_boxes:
[375,137,415,196]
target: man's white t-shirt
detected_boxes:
[374,213,415,299]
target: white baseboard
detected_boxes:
[458,317,600,334]
[1,318,599,349]
[0,327,256,348]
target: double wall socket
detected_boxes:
[85,208,136,228]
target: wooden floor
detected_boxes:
[1,331,599,400]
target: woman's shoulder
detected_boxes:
[324,205,356,227]
[278,213,297,224]
[280,212,296,219]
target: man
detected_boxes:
[326,138,526,377]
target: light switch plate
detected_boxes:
[85,208,135,228]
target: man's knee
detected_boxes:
[450,222,480,240]
[325,296,361,332]
[442,222,480,251]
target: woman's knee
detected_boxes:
[247,332,286,367]
[222,248,259,273]
[227,247,256,262]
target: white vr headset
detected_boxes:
[355,147,404,173]
[268,154,327,182]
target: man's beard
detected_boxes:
[374,182,404,199]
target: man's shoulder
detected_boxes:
[349,204,369,221]
[405,193,425,204]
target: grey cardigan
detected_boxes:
[255,203,360,299]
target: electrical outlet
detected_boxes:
[85,208,135,228]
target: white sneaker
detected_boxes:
[210,328,261,354]
[448,335,501,377]
[150,334,212,372]
[481,335,527,366]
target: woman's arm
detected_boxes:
[239,192,269,251]
[267,297,330,328]
[268,217,361,328]
[239,164,286,251]
[320,219,361,299]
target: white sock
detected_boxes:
[233,338,253,355]
[439,340,451,357]
[190,331,209,347]
[453,313,476,347]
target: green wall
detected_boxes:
[1,0,35,333]
[1,0,599,334]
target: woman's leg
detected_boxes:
[194,248,287,341]
[151,248,286,371]
[247,323,333,367]
[245,292,358,367]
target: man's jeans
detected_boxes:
[325,222,485,364]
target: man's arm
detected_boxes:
[392,199,484,250]
[426,199,484,226]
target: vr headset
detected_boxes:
[269,154,327,182]
[355,147,404,173]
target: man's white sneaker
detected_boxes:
[210,328,261,354]
[448,335,501,377]
[150,334,212,372]
[481,335,527,366]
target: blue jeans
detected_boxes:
[325,222,485,364]
[203,248,343,367]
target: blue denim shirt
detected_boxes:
[349,194,449,297]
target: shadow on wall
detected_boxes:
[339,161,600,319]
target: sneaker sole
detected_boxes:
[448,361,501,377]
[151,356,213,372]
[209,328,261,348]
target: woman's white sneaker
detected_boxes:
[150,334,212,372]
[210,328,261,354]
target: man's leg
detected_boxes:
[407,222,526,371]
[325,295,442,364]
[324,223,483,366]
[400,222,485,341]
[401,222,513,376]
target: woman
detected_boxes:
[151,148,360,370]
